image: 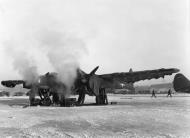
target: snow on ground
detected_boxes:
[0,94,190,138]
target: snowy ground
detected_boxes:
[0,94,190,138]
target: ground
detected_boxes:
[0,94,190,138]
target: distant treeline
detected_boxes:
[106,89,171,94]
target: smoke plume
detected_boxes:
[4,42,39,85]
[4,29,87,96]
[2,1,89,98]
[38,29,87,93]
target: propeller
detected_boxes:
[89,66,99,76]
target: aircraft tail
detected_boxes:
[129,68,133,73]
[173,73,190,93]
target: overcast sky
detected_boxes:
[0,0,189,86]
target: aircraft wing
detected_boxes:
[1,80,25,88]
[99,68,179,83]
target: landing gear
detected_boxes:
[51,92,60,105]
[77,86,86,105]
[77,92,85,105]
[95,88,108,105]
[40,97,52,106]
[38,87,52,106]
[95,95,108,105]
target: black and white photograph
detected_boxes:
[0,0,189,137]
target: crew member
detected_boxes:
[151,89,156,98]
[167,89,172,97]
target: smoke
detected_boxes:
[4,28,87,96]
[2,1,88,96]
[38,29,87,93]
[4,42,39,85]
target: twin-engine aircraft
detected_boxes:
[1,66,179,106]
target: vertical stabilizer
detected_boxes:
[173,73,190,93]
[129,68,133,73]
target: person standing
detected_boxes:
[151,89,156,98]
[167,89,172,97]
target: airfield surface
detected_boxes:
[0,94,190,138]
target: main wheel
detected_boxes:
[40,98,52,106]
[77,93,85,105]
[96,96,104,105]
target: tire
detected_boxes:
[41,98,52,106]
[96,96,104,105]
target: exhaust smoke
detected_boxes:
[38,30,87,95]
[4,30,87,97]
[4,43,39,85]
